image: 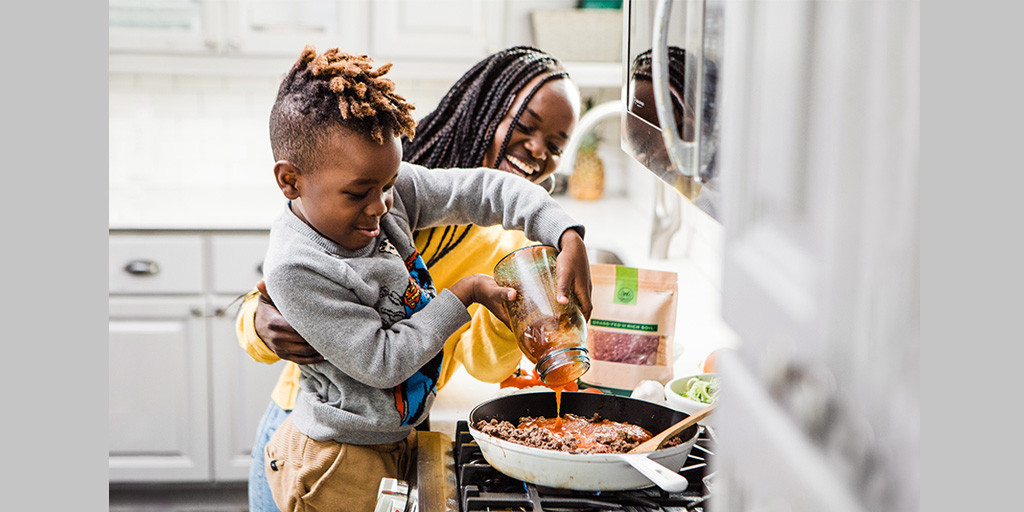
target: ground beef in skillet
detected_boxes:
[475,418,578,452]
[474,414,687,454]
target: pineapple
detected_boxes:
[568,130,605,201]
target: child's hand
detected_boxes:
[450,274,517,327]
[555,229,593,319]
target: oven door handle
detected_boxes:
[652,0,705,181]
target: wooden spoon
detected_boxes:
[628,402,717,454]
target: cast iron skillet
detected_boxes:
[468,391,699,492]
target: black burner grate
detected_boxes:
[454,420,715,512]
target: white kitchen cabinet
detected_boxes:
[109,230,280,484]
[109,0,220,54]
[209,233,269,295]
[109,0,370,57]
[109,297,212,482]
[207,233,282,481]
[225,0,370,57]
[110,0,489,63]
[209,294,284,481]
[370,0,493,60]
[109,234,204,295]
[108,0,623,87]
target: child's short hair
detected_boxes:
[269,45,417,172]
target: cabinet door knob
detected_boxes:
[124,260,160,276]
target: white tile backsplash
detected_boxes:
[109,73,462,193]
[199,90,250,116]
[134,73,176,92]
[175,75,228,94]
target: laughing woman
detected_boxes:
[236,46,583,511]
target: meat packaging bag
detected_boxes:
[580,264,678,392]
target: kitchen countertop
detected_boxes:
[108,184,658,266]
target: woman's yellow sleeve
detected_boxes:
[236,289,283,365]
[437,303,522,389]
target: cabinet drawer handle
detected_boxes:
[124,260,160,276]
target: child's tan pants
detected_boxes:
[265,416,416,512]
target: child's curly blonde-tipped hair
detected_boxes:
[270,45,417,172]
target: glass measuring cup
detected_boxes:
[493,245,589,386]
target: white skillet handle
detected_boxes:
[621,454,689,493]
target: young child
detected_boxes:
[260,46,591,511]
[239,46,583,512]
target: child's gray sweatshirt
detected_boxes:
[262,162,584,445]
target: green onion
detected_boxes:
[680,376,719,404]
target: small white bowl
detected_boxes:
[664,373,719,427]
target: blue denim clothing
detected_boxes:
[249,401,290,512]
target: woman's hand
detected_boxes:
[254,281,325,365]
[449,274,517,328]
[555,228,593,319]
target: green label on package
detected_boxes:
[613,265,638,305]
[590,318,658,332]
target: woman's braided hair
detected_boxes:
[269,45,417,172]
[403,46,569,267]
[402,46,569,169]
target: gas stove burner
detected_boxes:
[454,420,716,512]
[460,463,522,492]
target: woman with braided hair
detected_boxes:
[238,46,583,511]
